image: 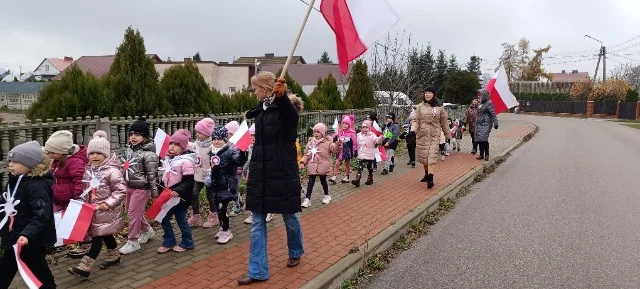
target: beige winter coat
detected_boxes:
[410,101,451,165]
[84,153,127,237]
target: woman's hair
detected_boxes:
[251,71,276,90]
[289,94,304,112]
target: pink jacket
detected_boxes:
[300,136,340,176]
[84,153,127,237]
[162,153,196,188]
[357,132,384,160]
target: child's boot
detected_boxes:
[351,174,362,187]
[68,256,94,279]
[68,242,90,259]
[203,212,219,228]
[365,174,374,185]
[341,175,350,183]
[420,170,429,182]
[100,249,122,269]
[188,214,202,227]
[389,164,395,172]
[329,175,337,184]
[427,174,435,189]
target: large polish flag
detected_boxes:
[320,0,399,74]
[229,120,252,151]
[371,121,383,137]
[13,244,42,289]
[56,200,95,243]
[146,188,181,222]
[154,128,170,159]
[486,65,518,114]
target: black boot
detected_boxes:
[381,169,389,175]
[484,154,489,161]
[411,162,415,168]
[427,174,434,189]
[389,164,395,172]
[365,174,374,185]
[351,174,361,187]
[420,170,429,182]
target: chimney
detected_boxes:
[184,57,192,63]
[572,70,578,74]
[265,53,275,58]
[562,70,566,74]
[63,56,73,62]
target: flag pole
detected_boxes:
[279,0,316,78]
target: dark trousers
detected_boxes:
[0,246,56,289]
[478,141,489,157]
[191,181,205,215]
[87,234,117,259]
[471,135,478,152]
[407,143,416,162]
[357,160,374,177]
[306,175,329,199]
[215,198,232,231]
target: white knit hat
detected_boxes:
[87,131,111,157]
[45,130,78,155]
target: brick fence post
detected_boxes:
[616,101,621,119]
[636,101,640,121]
[587,101,595,118]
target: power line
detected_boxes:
[611,34,640,48]
[610,53,640,63]
[543,57,599,66]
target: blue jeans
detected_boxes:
[247,212,304,280]
[161,206,194,249]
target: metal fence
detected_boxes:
[520,101,587,114]
[593,102,617,115]
[619,102,637,120]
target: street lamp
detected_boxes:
[585,34,603,45]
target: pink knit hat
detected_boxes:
[170,129,191,150]
[249,123,256,135]
[341,115,354,129]
[313,123,327,137]
[362,120,372,128]
[195,118,215,137]
[225,121,240,134]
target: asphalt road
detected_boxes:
[367,115,640,289]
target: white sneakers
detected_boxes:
[303,195,332,207]
[215,228,224,239]
[301,198,311,208]
[138,229,155,244]
[217,231,233,244]
[266,213,273,222]
[329,176,337,184]
[322,195,332,204]
[119,240,141,255]
[243,213,273,223]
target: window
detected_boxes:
[229,87,236,93]
[45,65,49,72]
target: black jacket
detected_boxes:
[0,173,56,248]
[245,95,302,214]
[207,145,247,202]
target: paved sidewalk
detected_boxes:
[9,115,534,289]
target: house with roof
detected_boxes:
[234,53,306,66]
[155,58,254,94]
[0,82,49,109]
[550,70,590,83]
[260,63,352,96]
[33,57,74,81]
[53,54,163,80]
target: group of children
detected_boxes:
[0,107,414,287]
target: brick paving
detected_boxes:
[8,115,535,289]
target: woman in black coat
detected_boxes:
[238,72,304,286]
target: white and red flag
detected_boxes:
[375,146,387,162]
[485,65,518,114]
[154,128,170,159]
[229,120,252,151]
[332,116,339,133]
[146,188,180,222]
[371,121,383,137]
[13,244,42,289]
[320,0,399,74]
[53,212,75,247]
[56,200,95,243]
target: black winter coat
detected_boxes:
[207,145,247,203]
[244,94,302,214]
[0,173,56,248]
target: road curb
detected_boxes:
[302,125,538,289]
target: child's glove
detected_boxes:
[204,171,212,187]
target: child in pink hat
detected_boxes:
[330,115,357,184]
[187,118,217,228]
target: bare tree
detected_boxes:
[610,62,640,89]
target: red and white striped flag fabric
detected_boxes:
[229,120,252,151]
[154,128,170,159]
[13,244,42,289]
[375,146,387,162]
[146,188,180,222]
[486,64,518,114]
[320,0,399,74]
[53,212,74,247]
[56,200,95,242]
[371,121,383,137]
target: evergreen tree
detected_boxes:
[13,76,18,82]
[193,51,202,62]
[344,59,375,109]
[209,88,231,114]
[318,51,333,64]
[322,73,344,110]
[103,26,168,117]
[466,56,482,76]
[160,59,211,114]
[307,78,327,110]
[434,50,448,94]
[276,68,309,105]
[447,54,459,76]
[443,70,481,104]
[227,90,259,112]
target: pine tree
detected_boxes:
[447,54,459,75]
[307,78,327,110]
[276,68,309,105]
[322,73,344,110]
[318,51,333,64]
[103,26,168,116]
[160,59,211,114]
[193,51,202,62]
[434,50,448,95]
[443,70,481,104]
[466,56,482,76]
[227,90,259,112]
[344,59,375,109]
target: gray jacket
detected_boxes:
[474,89,499,142]
[123,141,159,197]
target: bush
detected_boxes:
[626,88,639,102]
[589,79,630,101]
[514,92,571,101]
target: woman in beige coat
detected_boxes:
[410,86,451,188]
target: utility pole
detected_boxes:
[602,46,606,82]
[593,47,602,85]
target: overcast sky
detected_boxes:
[2,0,640,78]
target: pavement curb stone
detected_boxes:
[301,125,539,289]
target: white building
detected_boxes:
[260,63,351,97]
[33,57,73,81]
[155,58,253,94]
